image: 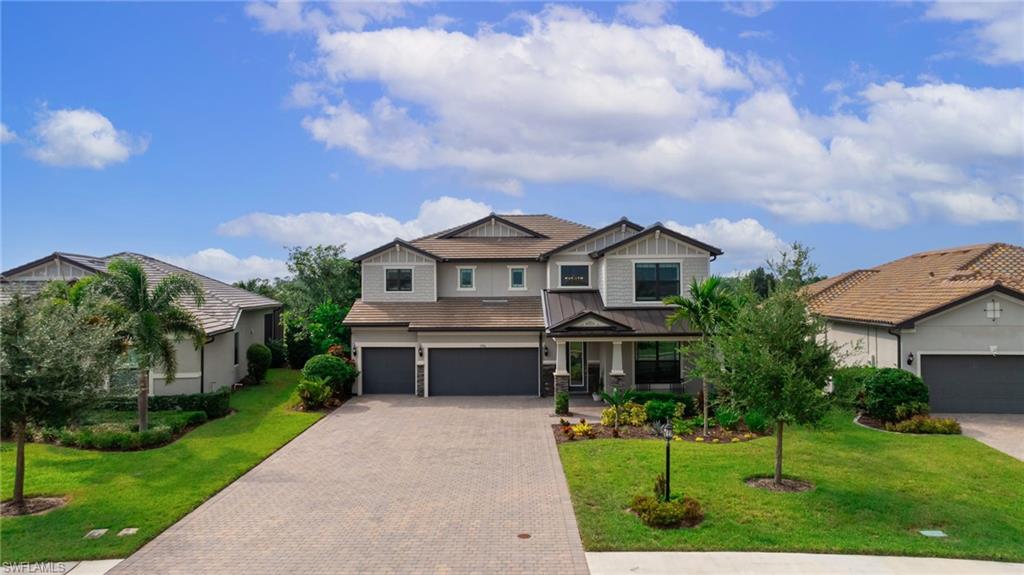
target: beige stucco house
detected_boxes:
[805,243,1024,413]
[343,214,723,399]
[1,252,282,396]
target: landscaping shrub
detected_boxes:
[863,368,929,422]
[744,409,768,434]
[266,338,287,368]
[326,344,347,358]
[695,415,717,429]
[887,415,961,434]
[895,401,930,421]
[285,327,316,369]
[631,494,704,528]
[644,400,677,424]
[97,389,230,419]
[831,366,877,408]
[715,406,740,430]
[555,392,570,415]
[296,376,332,410]
[302,354,358,397]
[631,392,696,416]
[246,343,272,383]
[571,420,595,439]
[603,402,648,426]
[671,417,696,435]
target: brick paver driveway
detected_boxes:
[111,396,589,575]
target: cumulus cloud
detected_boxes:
[0,123,16,143]
[158,248,290,283]
[911,189,1022,224]
[616,2,671,26]
[217,196,504,255]
[246,1,407,33]
[925,2,1024,65]
[666,217,785,267]
[28,108,147,168]
[738,30,773,40]
[723,2,775,18]
[257,4,1023,227]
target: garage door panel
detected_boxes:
[362,348,415,394]
[429,348,538,396]
[922,355,1024,413]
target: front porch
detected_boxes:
[548,338,698,398]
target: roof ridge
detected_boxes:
[956,242,1005,273]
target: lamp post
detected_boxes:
[661,421,674,501]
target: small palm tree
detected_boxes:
[598,388,636,437]
[97,258,206,431]
[665,276,737,436]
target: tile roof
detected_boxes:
[343,297,545,331]
[805,242,1024,327]
[1,252,280,335]
[409,214,594,260]
[543,290,698,337]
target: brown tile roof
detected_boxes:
[543,290,698,337]
[344,297,544,331]
[409,214,594,260]
[805,242,1024,327]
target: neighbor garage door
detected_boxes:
[921,355,1024,413]
[361,348,415,394]
[428,348,538,396]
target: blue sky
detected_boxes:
[2,1,1022,281]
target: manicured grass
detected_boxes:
[559,410,1024,562]
[1,369,322,562]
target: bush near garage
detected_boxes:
[831,366,877,409]
[863,368,929,422]
[302,354,359,397]
[247,343,272,384]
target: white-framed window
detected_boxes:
[385,267,414,292]
[457,266,476,291]
[508,266,527,290]
[558,262,591,288]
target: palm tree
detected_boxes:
[97,258,206,431]
[665,276,737,436]
[598,387,636,437]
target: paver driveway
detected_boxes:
[110,396,588,575]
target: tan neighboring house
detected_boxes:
[805,243,1024,413]
[1,252,282,396]
[343,214,723,398]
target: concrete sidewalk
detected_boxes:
[586,552,1024,575]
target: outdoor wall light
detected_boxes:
[906,352,914,366]
[543,345,549,357]
[352,346,357,357]
[418,346,424,358]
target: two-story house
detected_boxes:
[343,214,723,398]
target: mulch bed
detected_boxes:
[292,396,349,413]
[745,477,814,492]
[855,414,891,431]
[552,422,766,444]
[1,496,68,517]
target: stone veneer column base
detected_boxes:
[541,364,555,397]
[609,374,627,392]
[554,374,569,395]
[416,364,425,397]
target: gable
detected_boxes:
[606,232,710,257]
[549,310,632,332]
[363,245,435,265]
[453,218,534,238]
[4,258,95,281]
[554,224,640,255]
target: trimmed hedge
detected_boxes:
[631,391,697,417]
[35,410,207,450]
[863,368,929,422]
[831,366,877,408]
[302,354,358,397]
[266,338,287,368]
[247,343,272,383]
[98,388,231,419]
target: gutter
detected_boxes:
[887,328,901,370]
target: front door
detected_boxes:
[568,342,587,392]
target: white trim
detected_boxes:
[384,266,415,293]
[507,265,528,290]
[913,350,1024,377]
[353,342,419,396]
[457,266,476,291]
[151,371,203,380]
[557,261,592,289]
[631,260,683,305]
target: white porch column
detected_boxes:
[610,341,625,376]
[554,339,569,376]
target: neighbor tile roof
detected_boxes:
[409,214,594,260]
[344,297,544,330]
[543,290,698,337]
[805,242,1024,327]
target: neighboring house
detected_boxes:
[805,243,1024,413]
[343,214,723,398]
[1,252,282,396]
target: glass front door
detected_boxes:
[568,342,586,390]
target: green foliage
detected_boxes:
[246,343,272,383]
[555,392,570,415]
[863,368,929,422]
[571,420,595,439]
[743,266,777,300]
[266,338,287,368]
[283,245,361,313]
[767,241,825,291]
[599,388,636,433]
[886,415,961,434]
[671,417,696,435]
[715,406,740,430]
[894,401,930,421]
[631,494,704,528]
[644,400,677,424]
[32,410,207,451]
[285,327,316,369]
[630,392,696,416]
[296,376,332,410]
[301,354,358,396]
[97,389,231,420]
[743,409,769,433]
[831,366,877,408]
[307,301,349,354]
[664,276,739,336]
[232,278,279,299]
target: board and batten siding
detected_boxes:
[454,219,532,238]
[601,235,710,307]
[360,247,436,302]
[6,260,93,281]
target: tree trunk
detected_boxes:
[13,421,26,507]
[774,420,784,485]
[702,381,709,436]
[138,369,150,432]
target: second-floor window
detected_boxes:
[386,268,413,292]
[635,263,680,301]
[509,266,526,290]
[559,264,590,288]
[458,267,475,290]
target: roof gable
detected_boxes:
[437,214,547,239]
[352,239,440,263]
[548,310,633,333]
[544,218,643,257]
[591,223,723,258]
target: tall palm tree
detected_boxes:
[665,276,737,436]
[97,258,206,431]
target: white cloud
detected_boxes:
[723,2,775,18]
[616,2,671,26]
[217,196,503,255]
[925,2,1024,65]
[158,248,290,283]
[427,14,457,30]
[246,1,407,33]
[0,123,16,143]
[284,81,326,108]
[665,218,785,267]
[258,5,1023,227]
[738,30,773,40]
[911,189,1022,224]
[28,108,147,169]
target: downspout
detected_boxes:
[200,345,205,394]
[887,327,901,370]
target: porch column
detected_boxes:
[553,339,570,397]
[609,340,626,392]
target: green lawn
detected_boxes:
[1,369,322,562]
[559,410,1024,562]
